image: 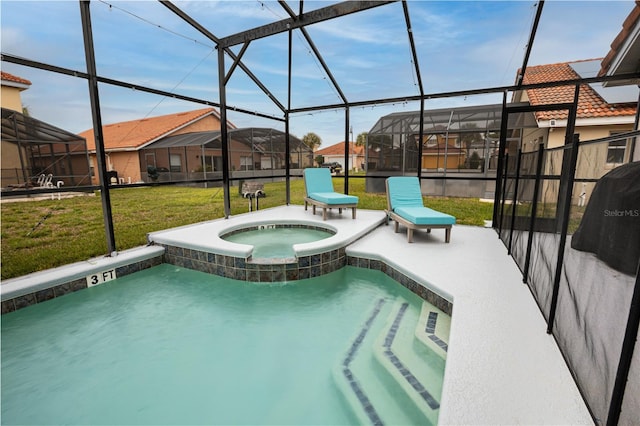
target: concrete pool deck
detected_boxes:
[151,205,592,425]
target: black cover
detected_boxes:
[571,161,640,275]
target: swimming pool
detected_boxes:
[221,224,333,259]
[1,264,449,425]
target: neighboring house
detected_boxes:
[1,72,32,189]
[314,141,365,172]
[419,134,466,170]
[514,59,637,180]
[512,58,638,205]
[1,71,31,112]
[366,104,512,176]
[79,108,227,184]
[79,109,312,184]
[599,1,640,162]
[516,60,636,145]
[1,72,90,190]
[139,127,314,181]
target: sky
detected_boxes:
[1,0,636,148]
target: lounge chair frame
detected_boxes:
[385,178,452,243]
[304,197,357,221]
[303,168,357,221]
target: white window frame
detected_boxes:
[240,156,253,171]
[170,154,182,173]
[606,132,628,165]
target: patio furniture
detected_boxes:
[385,176,456,243]
[303,168,358,220]
[36,174,54,188]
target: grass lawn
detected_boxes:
[1,178,494,280]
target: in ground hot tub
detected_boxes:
[147,206,387,283]
[221,224,334,260]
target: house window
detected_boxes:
[425,134,437,147]
[240,156,253,171]
[203,155,222,172]
[606,133,627,164]
[170,154,182,172]
[261,156,273,170]
[144,153,156,168]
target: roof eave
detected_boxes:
[537,116,636,128]
[601,5,640,87]
[137,109,219,150]
[87,147,139,154]
[1,80,31,91]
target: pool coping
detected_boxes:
[1,246,164,313]
[147,205,383,258]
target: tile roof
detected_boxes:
[599,1,640,76]
[1,71,32,86]
[522,61,637,121]
[80,108,219,151]
[315,141,365,156]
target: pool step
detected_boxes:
[415,302,450,360]
[372,299,444,426]
[333,297,447,425]
[333,298,415,425]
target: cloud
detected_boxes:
[308,17,406,46]
[528,3,632,66]
[407,5,464,48]
[0,27,24,51]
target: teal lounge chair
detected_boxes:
[303,168,358,220]
[385,176,456,243]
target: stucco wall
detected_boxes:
[1,86,23,112]
[547,123,634,177]
[172,115,221,135]
[540,123,635,206]
[1,86,26,188]
[546,123,633,148]
[421,154,465,170]
[1,141,24,187]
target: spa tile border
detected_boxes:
[161,243,347,283]
[1,255,163,315]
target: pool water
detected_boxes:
[222,226,332,258]
[1,264,448,425]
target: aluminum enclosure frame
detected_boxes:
[1,1,640,424]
